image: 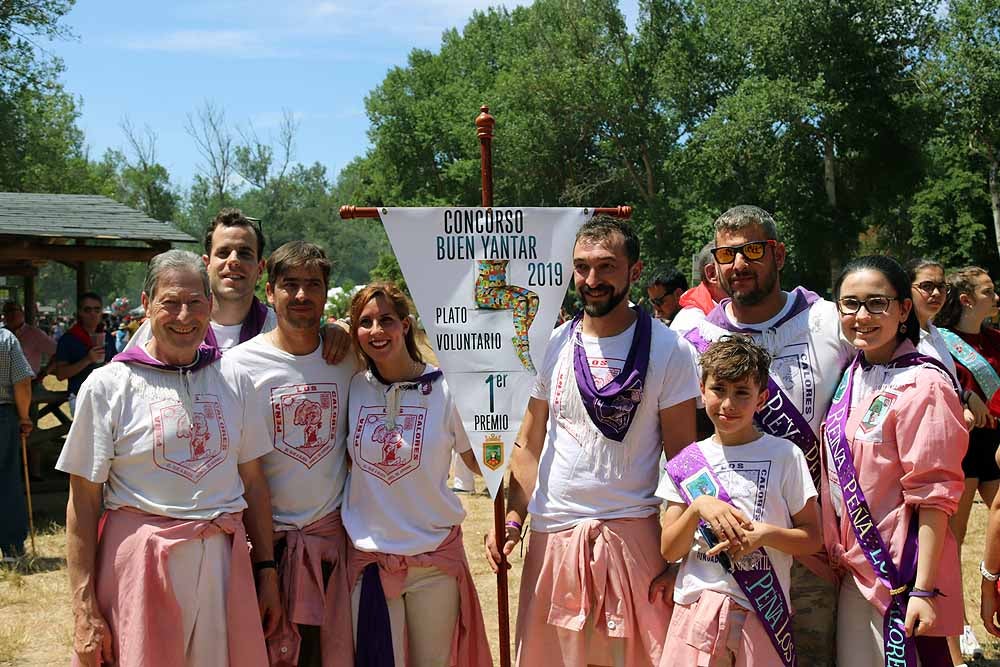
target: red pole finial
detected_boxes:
[477,105,495,208]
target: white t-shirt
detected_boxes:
[669,306,708,337]
[226,335,355,530]
[656,434,817,608]
[55,355,271,519]
[125,308,278,354]
[918,324,959,381]
[687,293,855,442]
[528,317,701,532]
[342,366,471,555]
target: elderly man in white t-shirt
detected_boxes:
[680,205,855,666]
[227,241,357,667]
[487,217,700,667]
[57,250,278,667]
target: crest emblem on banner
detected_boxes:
[151,396,229,483]
[353,406,426,484]
[272,383,337,468]
[482,434,504,471]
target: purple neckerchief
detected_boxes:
[824,351,950,666]
[667,442,797,667]
[570,306,652,442]
[202,296,270,349]
[685,288,824,488]
[112,342,221,372]
[355,563,394,667]
[703,286,819,332]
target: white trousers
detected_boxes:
[166,531,231,667]
[837,575,926,667]
[351,565,460,667]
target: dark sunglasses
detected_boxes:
[711,240,777,264]
[650,294,668,306]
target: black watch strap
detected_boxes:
[253,559,277,573]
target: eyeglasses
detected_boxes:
[912,281,950,296]
[650,294,668,306]
[710,240,777,264]
[80,306,103,314]
[837,295,899,315]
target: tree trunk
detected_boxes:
[991,155,1000,263]
[823,136,842,284]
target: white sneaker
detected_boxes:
[960,624,983,659]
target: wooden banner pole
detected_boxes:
[475,105,513,667]
[337,108,633,667]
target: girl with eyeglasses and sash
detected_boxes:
[933,266,1000,663]
[823,256,967,666]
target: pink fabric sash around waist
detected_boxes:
[346,526,493,667]
[270,510,353,667]
[82,507,267,667]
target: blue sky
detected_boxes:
[51,1,639,192]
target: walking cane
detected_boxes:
[20,432,37,557]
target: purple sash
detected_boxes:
[824,352,951,666]
[685,289,824,487]
[203,296,270,350]
[570,306,651,441]
[666,442,796,667]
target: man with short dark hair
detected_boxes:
[227,241,357,665]
[681,204,854,666]
[53,292,115,413]
[487,217,700,666]
[646,268,687,323]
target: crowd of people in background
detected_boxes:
[1,204,1000,666]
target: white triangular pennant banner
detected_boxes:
[380,207,592,497]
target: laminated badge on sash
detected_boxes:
[684,289,822,488]
[824,352,952,666]
[666,442,797,667]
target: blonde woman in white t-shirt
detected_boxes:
[342,282,492,667]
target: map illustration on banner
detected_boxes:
[380,207,592,497]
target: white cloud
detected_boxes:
[125,29,295,57]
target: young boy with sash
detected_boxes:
[657,335,821,666]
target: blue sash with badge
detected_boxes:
[939,328,1000,401]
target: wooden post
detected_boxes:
[476,105,512,667]
[23,272,36,324]
[76,262,89,296]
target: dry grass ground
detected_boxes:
[2,491,997,666]
[4,374,997,665]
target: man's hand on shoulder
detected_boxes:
[320,321,352,365]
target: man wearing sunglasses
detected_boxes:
[646,268,687,324]
[681,205,854,667]
[52,292,116,414]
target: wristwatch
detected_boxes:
[980,560,999,582]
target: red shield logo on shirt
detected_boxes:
[271,383,337,468]
[151,395,229,482]
[352,406,426,484]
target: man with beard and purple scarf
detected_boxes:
[485,216,700,667]
[681,205,854,666]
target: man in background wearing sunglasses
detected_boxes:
[52,292,116,415]
[646,267,687,324]
[680,204,854,667]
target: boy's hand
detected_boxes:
[693,495,751,547]
[648,564,678,604]
[726,521,770,560]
